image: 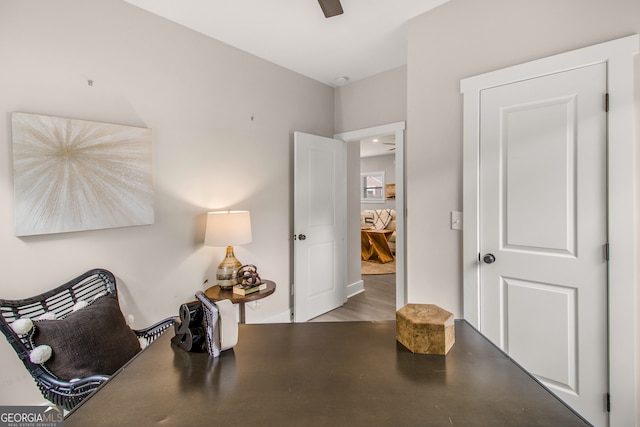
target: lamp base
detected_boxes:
[216,246,242,290]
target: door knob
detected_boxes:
[298,234,306,240]
[483,253,496,264]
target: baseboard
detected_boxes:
[347,279,364,298]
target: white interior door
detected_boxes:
[479,64,608,426]
[293,131,346,322]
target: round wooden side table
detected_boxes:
[204,280,276,323]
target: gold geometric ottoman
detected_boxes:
[396,304,455,355]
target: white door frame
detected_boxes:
[335,121,406,309]
[461,35,638,426]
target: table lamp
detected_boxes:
[205,211,252,289]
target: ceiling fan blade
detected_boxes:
[318,0,343,18]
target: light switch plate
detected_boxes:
[451,211,463,231]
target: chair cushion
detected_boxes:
[32,295,141,381]
[361,210,375,228]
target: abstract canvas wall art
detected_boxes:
[11,113,154,236]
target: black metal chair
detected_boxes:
[0,268,175,410]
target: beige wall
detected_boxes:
[0,0,334,405]
[334,66,407,134]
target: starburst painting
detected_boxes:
[12,112,154,236]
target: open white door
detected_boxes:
[293,131,346,322]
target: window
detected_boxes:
[361,171,385,203]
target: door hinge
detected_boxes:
[604,243,610,261]
[605,93,610,112]
[606,392,611,412]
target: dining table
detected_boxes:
[361,228,395,263]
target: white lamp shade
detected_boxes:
[204,211,252,247]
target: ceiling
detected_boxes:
[123,0,449,87]
[360,135,396,158]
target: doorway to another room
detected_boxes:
[311,122,405,322]
[358,136,397,317]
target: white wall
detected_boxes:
[0,0,334,405]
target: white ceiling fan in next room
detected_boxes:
[318,0,344,18]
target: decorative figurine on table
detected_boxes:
[237,264,262,286]
[233,265,267,295]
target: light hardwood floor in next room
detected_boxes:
[309,274,396,322]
